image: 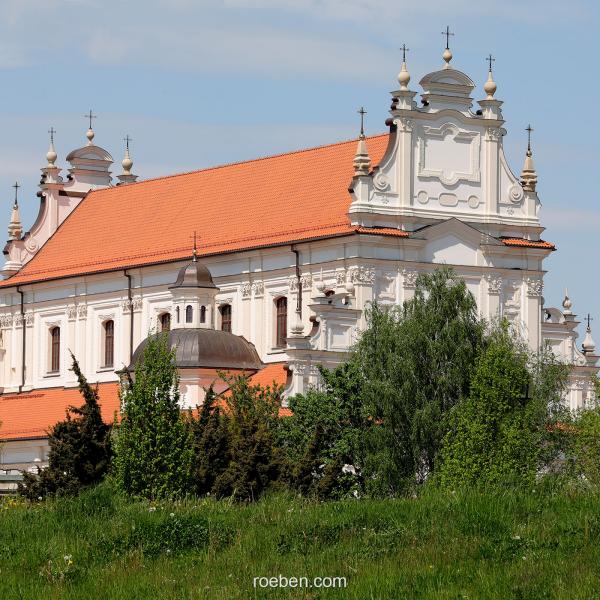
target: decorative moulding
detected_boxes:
[417,122,480,186]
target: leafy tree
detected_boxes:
[211,375,284,501]
[281,362,370,499]
[113,333,193,499]
[19,354,112,500]
[438,324,569,488]
[189,386,230,496]
[574,404,600,486]
[355,267,485,494]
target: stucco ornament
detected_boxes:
[526,277,544,297]
[485,273,503,294]
[402,268,419,289]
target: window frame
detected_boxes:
[220,304,232,333]
[49,326,60,373]
[103,320,115,368]
[275,296,288,348]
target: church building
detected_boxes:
[0,43,598,472]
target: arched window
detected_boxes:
[200,305,206,324]
[50,326,60,373]
[159,312,171,332]
[175,306,180,323]
[220,304,232,333]
[275,297,287,347]
[185,305,193,324]
[103,320,114,368]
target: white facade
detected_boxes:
[0,48,598,468]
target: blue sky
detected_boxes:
[0,0,597,338]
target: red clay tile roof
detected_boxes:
[501,238,556,250]
[0,383,120,441]
[0,134,391,288]
[248,362,290,389]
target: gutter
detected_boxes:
[124,270,134,363]
[16,286,25,393]
[291,245,302,318]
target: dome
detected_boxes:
[129,328,263,370]
[169,260,217,289]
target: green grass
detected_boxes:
[1,482,599,599]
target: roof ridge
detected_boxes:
[88,132,389,193]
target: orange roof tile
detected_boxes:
[1,135,390,288]
[248,362,290,389]
[0,383,120,441]
[501,238,556,250]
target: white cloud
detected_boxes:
[543,208,600,232]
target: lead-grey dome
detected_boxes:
[129,328,262,370]
[169,260,217,289]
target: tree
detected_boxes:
[438,324,569,488]
[189,386,230,496]
[113,333,193,499]
[19,353,112,500]
[211,375,285,501]
[281,362,370,499]
[355,267,485,494]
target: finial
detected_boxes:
[358,106,366,138]
[397,44,411,90]
[562,288,573,315]
[8,182,23,240]
[441,26,454,68]
[192,231,198,262]
[121,135,133,175]
[353,107,371,176]
[12,181,19,208]
[46,126,57,166]
[84,109,97,145]
[583,314,596,354]
[483,54,497,99]
[520,124,537,192]
[526,124,533,155]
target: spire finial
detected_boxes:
[483,53,497,99]
[358,106,366,138]
[8,182,23,240]
[520,124,537,192]
[192,231,198,262]
[583,313,596,354]
[353,107,371,176]
[46,126,57,166]
[397,44,411,90]
[121,135,133,175]
[441,26,454,68]
[526,124,533,154]
[12,181,19,208]
[84,109,96,145]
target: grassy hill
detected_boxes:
[1,482,599,599]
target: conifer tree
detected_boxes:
[212,375,284,501]
[113,333,193,499]
[189,386,230,495]
[19,353,111,500]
